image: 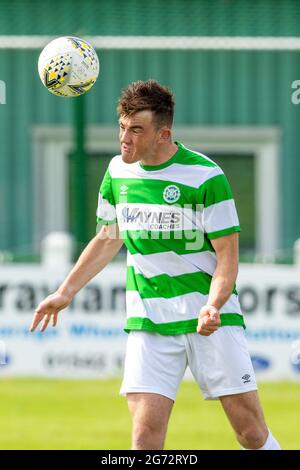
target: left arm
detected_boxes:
[197,232,239,336]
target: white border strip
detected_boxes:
[2,36,300,50]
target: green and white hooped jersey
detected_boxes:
[97,142,244,335]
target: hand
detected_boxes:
[197,305,221,336]
[30,291,72,333]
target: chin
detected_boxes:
[121,152,138,164]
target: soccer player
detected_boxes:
[30,80,280,450]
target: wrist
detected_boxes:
[57,285,75,302]
[201,304,219,311]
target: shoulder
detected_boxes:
[175,142,224,188]
[178,143,218,168]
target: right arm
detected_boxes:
[30,224,123,332]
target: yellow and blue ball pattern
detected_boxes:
[38,36,99,97]
[69,37,98,70]
[42,53,71,92]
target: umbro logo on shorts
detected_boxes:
[242,374,251,383]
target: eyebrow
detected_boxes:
[119,122,144,130]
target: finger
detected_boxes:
[204,325,219,332]
[40,314,51,332]
[197,323,219,335]
[203,316,220,326]
[209,312,220,322]
[210,316,220,324]
[197,329,213,336]
[52,312,59,327]
[198,320,219,331]
[197,327,218,336]
[30,311,44,332]
[204,321,220,329]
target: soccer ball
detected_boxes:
[38,36,99,97]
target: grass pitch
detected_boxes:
[0,378,298,449]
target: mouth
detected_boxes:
[121,147,137,163]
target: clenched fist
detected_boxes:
[197,305,221,336]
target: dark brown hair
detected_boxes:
[117,79,175,128]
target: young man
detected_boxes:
[30,80,280,450]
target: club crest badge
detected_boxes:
[163,185,181,204]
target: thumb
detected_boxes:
[209,306,219,321]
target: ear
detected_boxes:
[157,127,171,143]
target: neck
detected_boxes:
[140,142,178,167]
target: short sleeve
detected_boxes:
[96,167,117,226]
[199,171,240,239]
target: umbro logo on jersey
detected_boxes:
[242,374,251,383]
[120,185,128,195]
[163,185,181,204]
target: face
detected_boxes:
[119,110,164,164]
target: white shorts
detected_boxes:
[120,326,257,401]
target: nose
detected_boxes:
[120,128,131,145]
